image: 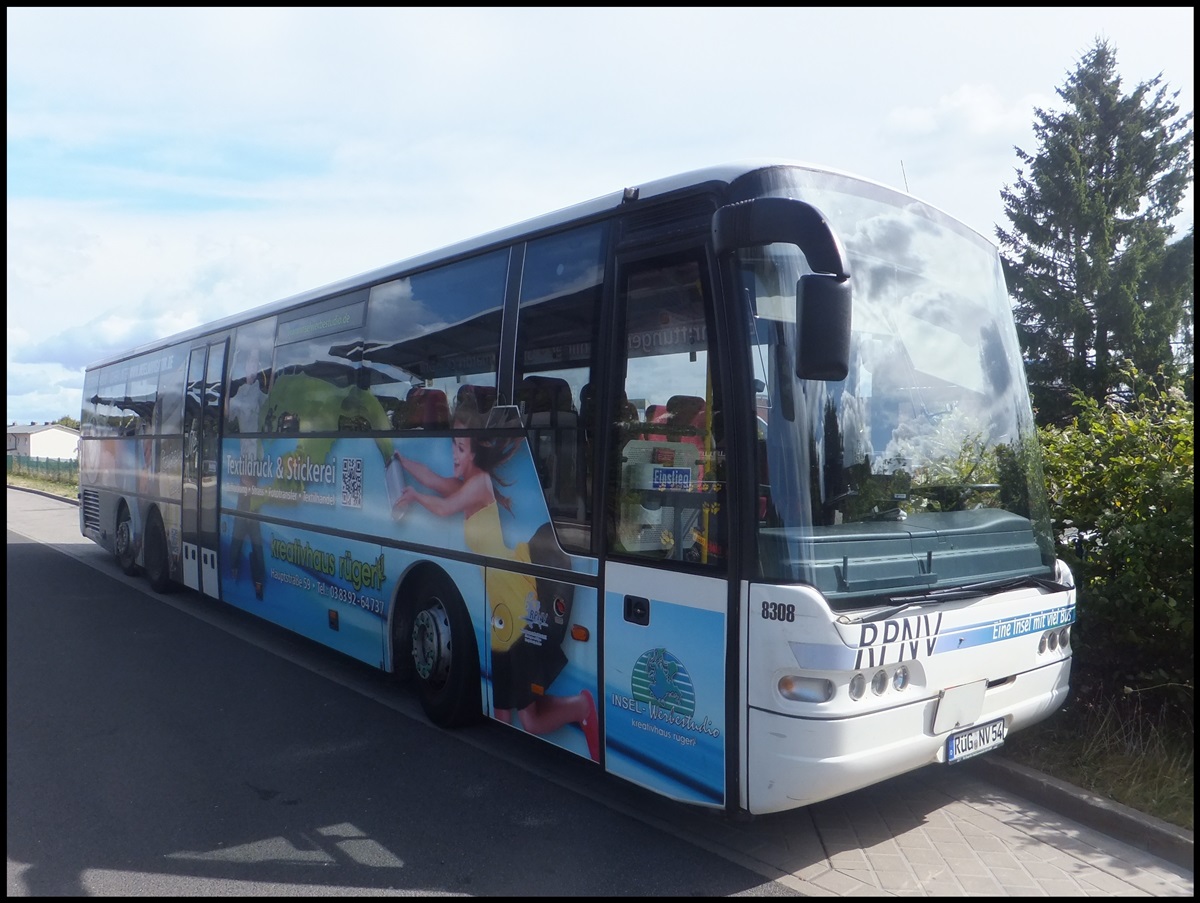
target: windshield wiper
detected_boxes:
[837,574,1071,624]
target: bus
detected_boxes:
[78,160,1075,816]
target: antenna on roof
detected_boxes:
[900,160,910,193]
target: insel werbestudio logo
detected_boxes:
[623,647,722,743]
[631,647,695,715]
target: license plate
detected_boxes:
[946,718,1006,763]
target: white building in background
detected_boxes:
[6,422,80,460]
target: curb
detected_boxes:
[968,755,1194,871]
[6,484,78,505]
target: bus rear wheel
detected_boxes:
[143,510,173,594]
[409,573,479,728]
[115,503,140,576]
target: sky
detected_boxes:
[6,7,1194,427]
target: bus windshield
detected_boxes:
[740,174,1055,607]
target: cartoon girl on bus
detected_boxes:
[391,396,600,761]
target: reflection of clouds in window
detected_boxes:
[520,265,603,306]
[522,252,605,383]
[625,352,709,414]
[368,250,509,350]
[522,225,605,304]
[841,204,998,339]
[895,307,985,394]
[878,408,998,482]
[841,209,1000,403]
[127,354,159,398]
[368,278,449,340]
[741,243,801,323]
[839,391,871,467]
[276,334,345,369]
[843,212,916,281]
[842,303,1019,478]
[979,321,1013,396]
[232,318,276,373]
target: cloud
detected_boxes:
[7,7,1194,424]
[887,85,1054,140]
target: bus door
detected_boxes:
[600,249,731,809]
[181,339,227,597]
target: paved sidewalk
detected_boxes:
[970,755,1193,871]
[645,759,1193,896]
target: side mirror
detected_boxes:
[797,274,851,381]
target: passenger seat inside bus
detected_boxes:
[646,394,706,444]
[519,375,580,519]
[405,386,450,429]
[455,384,496,420]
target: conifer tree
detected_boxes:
[997,39,1194,425]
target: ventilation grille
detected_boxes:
[81,489,101,532]
[619,196,716,246]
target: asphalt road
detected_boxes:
[6,488,1193,896]
[7,521,807,896]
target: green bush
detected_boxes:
[1038,366,1194,716]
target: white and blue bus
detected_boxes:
[79,161,1075,816]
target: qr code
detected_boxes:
[341,457,364,508]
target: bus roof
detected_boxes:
[83,159,896,370]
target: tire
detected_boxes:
[143,509,174,594]
[115,503,140,576]
[408,572,480,728]
[390,596,415,685]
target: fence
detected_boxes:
[6,455,79,485]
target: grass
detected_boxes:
[7,472,1194,831]
[7,472,79,500]
[998,682,1193,831]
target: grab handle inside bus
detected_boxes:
[712,196,852,381]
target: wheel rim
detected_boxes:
[412,600,452,684]
[116,516,132,561]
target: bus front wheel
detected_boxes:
[143,509,174,594]
[409,573,480,729]
[115,503,140,576]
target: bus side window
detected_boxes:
[364,251,508,430]
[514,222,607,555]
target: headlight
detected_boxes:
[849,673,866,700]
[871,669,889,696]
[893,665,910,691]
